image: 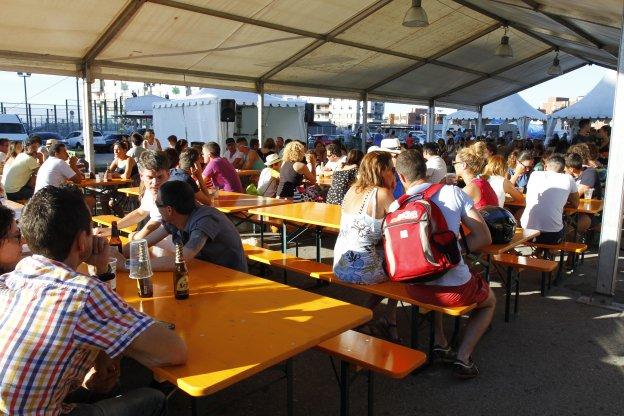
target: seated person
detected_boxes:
[222,137,243,169]
[482,155,523,207]
[393,150,494,379]
[0,185,186,415]
[145,181,247,273]
[236,137,265,171]
[508,150,534,190]
[169,147,213,205]
[276,141,316,199]
[127,132,147,160]
[520,154,579,244]
[95,150,170,242]
[0,205,22,273]
[326,149,363,205]
[202,142,244,193]
[322,143,345,175]
[454,147,498,209]
[257,153,282,197]
[34,142,84,193]
[2,137,40,201]
[565,152,600,239]
[423,142,447,184]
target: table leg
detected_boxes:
[340,360,350,416]
[410,305,419,349]
[315,227,322,263]
[282,222,288,253]
[505,266,512,323]
[286,358,294,416]
[260,216,265,247]
[367,370,374,416]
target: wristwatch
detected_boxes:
[95,265,115,282]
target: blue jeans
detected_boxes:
[67,387,166,416]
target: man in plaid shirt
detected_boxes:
[0,186,187,415]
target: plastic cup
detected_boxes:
[128,239,153,298]
[96,172,104,182]
[584,188,594,200]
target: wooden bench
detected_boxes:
[242,244,476,355]
[92,215,137,234]
[524,241,587,285]
[492,254,558,322]
[316,330,427,416]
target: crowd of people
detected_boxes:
[0,122,609,413]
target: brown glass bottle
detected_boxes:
[173,243,189,300]
[109,221,123,253]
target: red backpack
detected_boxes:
[382,184,463,283]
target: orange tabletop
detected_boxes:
[248,201,341,229]
[112,261,371,397]
[505,197,603,215]
[478,228,540,255]
[79,178,132,187]
[212,191,292,214]
[118,187,140,197]
[236,169,261,177]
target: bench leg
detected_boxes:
[451,316,461,349]
[367,370,374,416]
[282,223,288,253]
[410,306,420,350]
[540,272,546,297]
[340,361,350,416]
[286,358,294,416]
[505,266,512,323]
[315,227,322,263]
[554,251,564,286]
[514,271,520,315]
[428,314,435,366]
[260,216,265,247]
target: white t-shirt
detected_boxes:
[143,139,161,151]
[140,189,162,222]
[2,153,39,193]
[389,183,473,287]
[325,159,343,172]
[487,175,505,207]
[34,157,76,193]
[425,156,447,184]
[520,170,578,233]
[223,150,243,165]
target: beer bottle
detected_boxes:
[173,243,189,300]
[109,221,123,253]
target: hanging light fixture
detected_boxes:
[494,26,513,57]
[402,0,429,27]
[547,49,563,76]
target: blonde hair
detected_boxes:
[456,147,485,174]
[483,154,507,177]
[353,151,393,193]
[506,150,519,170]
[471,141,487,160]
[282,141,306,163]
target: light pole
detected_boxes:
[17,72,31,130]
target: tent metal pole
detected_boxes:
[81,65,94,174]
[427,100,435,142]
[476,105,484,137]
[361,93,368,153]
[256,81,264,146]
[595,4,624,300]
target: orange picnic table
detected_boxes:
[78,178,132,187]
[112,260,371,415]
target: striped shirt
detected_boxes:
[0,255,154,415]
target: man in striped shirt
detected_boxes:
[0,185,187,415]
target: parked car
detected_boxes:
[65,130,107,152]
[30,132,64,146]
[0,114,28,141]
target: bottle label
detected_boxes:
[176,275,188,292]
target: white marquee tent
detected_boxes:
[554,71,617,119]
[124,94,165,115]
[152,88,306,145]
[444,93,546,138]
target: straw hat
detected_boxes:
[368,138,402,154]
[264,153,282,166]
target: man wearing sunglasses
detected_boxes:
[509,150,534,191]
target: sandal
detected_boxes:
[377,316,402,344]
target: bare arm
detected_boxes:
[121,158,135,180]
[135,220,166,242]
[294,162,316,184]
[462,207,492,252]
[502,178,524,202]
[93,206,149,237]
[149,232,206,271]
[124,322,187,367]
[232,157,243,169]
[567,190,580,207]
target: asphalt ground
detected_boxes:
[115,229,624,416]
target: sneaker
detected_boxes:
[452,358,479,379]
[433,345,456,364]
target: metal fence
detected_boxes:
[0,99,151,137]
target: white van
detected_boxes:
[0,114,28,141]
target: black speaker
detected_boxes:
[304,103,315,123]
[220,99,236,122]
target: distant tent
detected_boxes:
[553,71,615,119]
[444,94,546,139]
[124,94,166,116]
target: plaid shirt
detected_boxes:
[0,255,154,415]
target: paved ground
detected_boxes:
[117,229,624,416]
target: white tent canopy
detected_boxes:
[446,93,547,121]
[187,88,305,107]
[123,94,165,115]
[0,1,620,109]
[553,71,616,119]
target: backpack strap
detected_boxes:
[419,183,450,232]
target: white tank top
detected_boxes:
[144,139,160,150]
[487,175,505,207]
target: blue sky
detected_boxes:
[0,65,611,114]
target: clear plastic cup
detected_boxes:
[96,172,104,182]
[128,239,152,279]
[584,188,594,200]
